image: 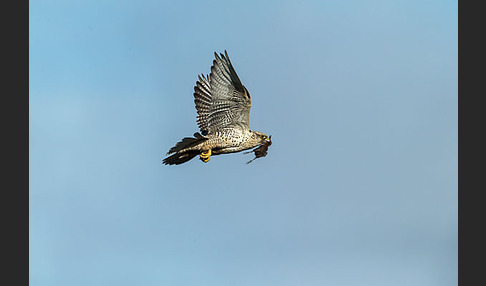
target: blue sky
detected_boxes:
[30,0,457,285]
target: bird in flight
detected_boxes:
[163,51,271,165]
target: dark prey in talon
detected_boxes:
[245,135,272,164]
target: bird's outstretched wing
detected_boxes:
[193,51,251,135]
[193,74,211,135]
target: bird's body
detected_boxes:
[176,128,266,155]
[163,51,271,165]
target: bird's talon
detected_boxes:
[200,150,211,163]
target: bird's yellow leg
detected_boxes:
[200,149,211,163]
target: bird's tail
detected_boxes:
[163,150,200,165]
[163,133,208,165]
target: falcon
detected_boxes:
[163,51,271,165]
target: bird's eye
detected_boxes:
[261,135,267,139]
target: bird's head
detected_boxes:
[251,131,271,145]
